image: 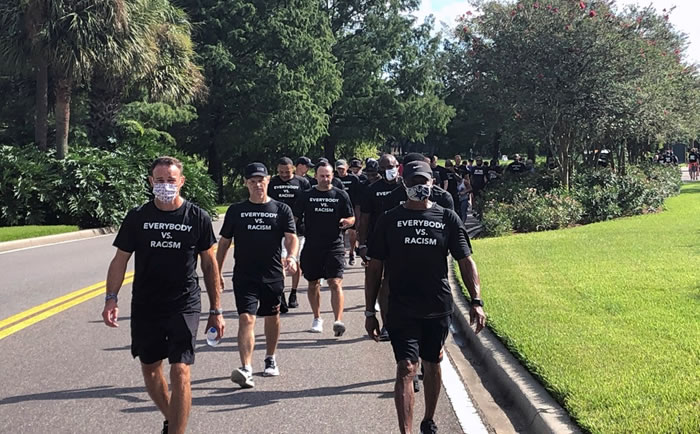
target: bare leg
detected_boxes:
[292,266,301,290]
[168,363,191,434]
[307,279,321,318]
[395,359,418,434]
[264,314,280,356]
[348,229,357,257]
[238,313,256,367]
[422,359,442,423]
[141,361,170,418]
[378,276,390,327]
[328,278,344,322]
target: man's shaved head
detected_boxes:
[378,154,398,169]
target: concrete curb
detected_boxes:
[0,227,117,253]
[448,262,582,434]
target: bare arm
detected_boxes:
[358,212,370,245]
[102,249,132,327]
[364,258,383,341]
[457,255,486,333]
[282,232,299,274]
[201,245,225,338]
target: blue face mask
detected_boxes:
[405,183,432,201]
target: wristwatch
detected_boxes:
[470,298,484,307]
[209,308,224,315]
[105,293,118,303]
[364,310,377,318]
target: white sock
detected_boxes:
[265,354,275,361]
[243,365,252,372]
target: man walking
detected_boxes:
[294,162,355,335]
[335,159,362,265]
[364,160,487,434]
[102,156,223,434]
[217,162,299,388]
[268,157,311,312]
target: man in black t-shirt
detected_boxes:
[335,159,362,265]
[688,148,699,181]
[349,158,367,183]
[310,157,345,190]
[506,154,526,175]
[365,160,487,434]
[470,157,489,199]
[217,162,299,388]
[487,159,502,182]
[268,157,311,311]
[103,156,222,434]
[295,156,315,185]
[385,153,455,211]
[357,154,400,339]
[294,162,355,336]
[429,155,449,190]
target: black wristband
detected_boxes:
[470,298,484,307]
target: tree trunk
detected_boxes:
[55,78,72,159]
[208,141,224,203]
[323,136,336,162]
[34,59,48,151]
[491,130,502,160]
[87,72,124,148]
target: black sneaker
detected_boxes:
[161,420,168,434]
[280,293,289,314]
[348,254,355,266]
[288,291,299,308]
[419,419,438,434]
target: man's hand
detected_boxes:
[469,306,486,334]
[102,300,119,328]
[339,218,354,230]
[365,316,381,342]
[283,257,298,274]
[206,314,226,340]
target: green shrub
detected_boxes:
[481,200,513,237]
[0,140,217,228]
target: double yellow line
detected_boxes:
[0,272,135,341]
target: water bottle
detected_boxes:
[206,327,220,347]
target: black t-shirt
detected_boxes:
[360,179,401,238]
[268,175,311,209]
[385,185,455,211]
[444,169,461,197]
[457,164,470,178]
[220,199,296,282]
[113,201,216,318]
[507,161,525,174]
[337,173,362,207]
[294,187,354,252]
[470,165,489,189]
[310,176,345,190]
[368,205,472,319]
[487,165,502,180]
[689,152,699,163]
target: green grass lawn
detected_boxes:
[458,183,700,434]
[0,225,79,242]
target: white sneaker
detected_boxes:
[231,367,255,388]
[263,356,280,377]
[333,321,346,337]
[310,317,324,333]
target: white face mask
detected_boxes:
[153,183,179,203]
[385,167,399,181]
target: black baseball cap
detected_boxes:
[350,159,362,168]
[295,156,314,167]
[335,159,348,168]
[403,152,428,164]
[245,162,268,179]
[402,161,432,181]
[365,159,379,172]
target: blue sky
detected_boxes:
[416,0,700,64]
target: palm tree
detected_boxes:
[87,0,205,147]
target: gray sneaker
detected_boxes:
[333,321,346,337]
[263,356,280,377]
[231,367,255,388]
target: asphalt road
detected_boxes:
[0,220,487,433]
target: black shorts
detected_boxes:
[233,278,284,317]
[300,248,344,281]
[387,314,451,364]
[131,312,199,365]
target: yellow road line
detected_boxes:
[0,273,134,341]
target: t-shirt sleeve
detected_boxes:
[279,203,296,234]
[113,209,137,252]
[219,205,236,239]
[293,191,306,219]
[340,190,354,218]
[439,190,455,210]
[197,209,217,252]
[360,185,374,214]
[367,212,389,260]
[445,209,472,260]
